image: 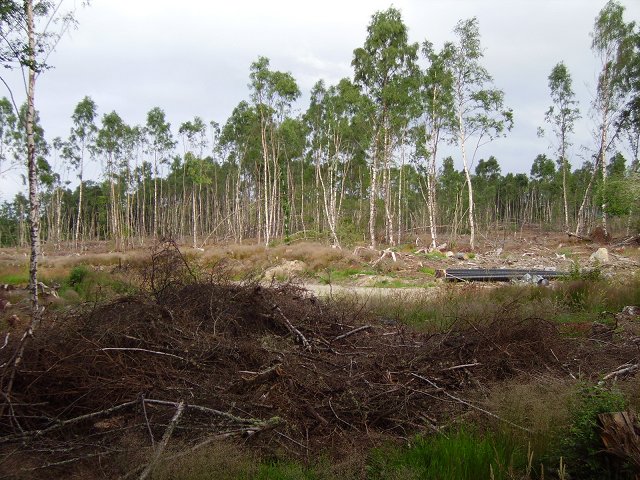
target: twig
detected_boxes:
[410,373,532,433]
[275,430,309,451]
[550,348,576,380]
[165,419,282,463]
[334,325,371,341]
[328,398,357,430]
[440,362,481,372]
[100,347,187,362]
[140,394,155,447]
[21,451,115,472]
[139,400,185,480]
[0,326,34,419]
[0,333,9,351]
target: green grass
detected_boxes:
[372,279,411,288]
[318,267,378,284]
[418,266,436,276]
[0,272,29,285]
[57,264,136,302]
[368,429,526,480]
[421,251,447,260]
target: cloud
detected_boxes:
[1,0,639,201]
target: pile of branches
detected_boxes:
[0,242,637,478]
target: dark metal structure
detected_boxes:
[436,268,567,282]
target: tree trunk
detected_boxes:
[75,160,83,249]
[26,0,41,328]
[458,121,476,250]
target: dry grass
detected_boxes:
[482,376,575,458]
[153,441,260,480]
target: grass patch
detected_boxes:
[351,274,640,334]
[368,429,526,480]
[318,267,378,284]
[58,263,137,302]
[421,251,446,260]
[0,272,29,285]
[372,279,412,288]
[418,266,436,276]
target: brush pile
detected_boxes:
[0,242,637,478]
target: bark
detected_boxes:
[75,160,83,249]
[458,120,476,250]
[26,0,40,328]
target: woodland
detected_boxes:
[0,2,638,253]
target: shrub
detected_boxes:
[561,384,631,479]
[67,265,90,288]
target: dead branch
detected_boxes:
[165,419,282,463]
[271,303,311,349]
[601,363,639,382]
[0,326,34,418]
[0,333,9,351]
[566,231,590,241]
[143,398,281,427]
[140,394,155,447]
[0,399,138,443]
[611,235,640,248]
[372,248,397,266]
[139,400,185,480]
[599,411,640,469]
[21,451,116,472]
[334,325,371,341]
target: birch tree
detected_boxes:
[68,96,97,248]
[448,18,513,250]
[249,57,300,244]
[352,7,419,248]
[542,63,580,232]
[145,107,175,239]
[419,41,455,248]
[576,0,634,235]
[305,78,369,247]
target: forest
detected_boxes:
[0,2,638,251]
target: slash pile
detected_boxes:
[0,244,637,478]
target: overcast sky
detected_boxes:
[1,0,639,201]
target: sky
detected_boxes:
[1,0,639,201]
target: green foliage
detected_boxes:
[67,264,90,288]
[560,384,630,479]
[62,264,134,301]
[418,266,435,276]
[566,262,602,281]
[368,429,525,480]
[421,250,446,260]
